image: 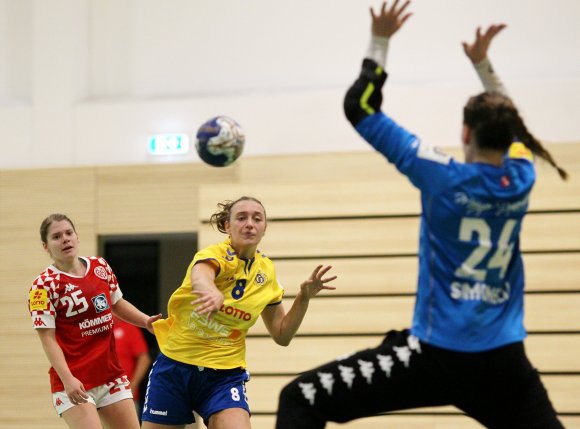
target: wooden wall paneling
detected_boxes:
[272,253,580,295]
[236,152,403,185]
[249,296,413,336]
[245,334,580,374]
[0,142,578,429]
[0,168,98,228]
[198,180,421,220]
[522,212,580,251]
[0,328,58,429]
[523,253,580,291]
[245,336,382,374]
[0,168,96,429]
[198,218,422,257]
[248,294,580,336]
[246,414,580,429]
[274,256,419,295]
[531,172,580,210]
[557,418,580,429]
[200,143,580,217]
[542,143,580,167]
[525,334,580,371]
[0,168,99,256]
[531,143,580,211]
[0,226,49,284]
[247,414,503,429]
[245,415,580,429]
[525,293,580,331]
[245,374,580,414]
[199,212,580,258]
[95,162,237,235]
[543,375,580,413]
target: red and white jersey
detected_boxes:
[28,256,125,393]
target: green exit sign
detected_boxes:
[148,133,190,155]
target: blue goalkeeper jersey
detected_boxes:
[356,112,536,352]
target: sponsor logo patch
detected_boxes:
[91,293,109,313]
[255,272,267,285]
[33,317,47,327]
[94,266,108,280]
[29,289,49,311]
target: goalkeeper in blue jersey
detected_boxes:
[275,1,568,428]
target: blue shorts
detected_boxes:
[141,353,251,425]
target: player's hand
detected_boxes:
[462,24,507,64]
[145,313,163,334]
[371,0,412,39]
[63,376,89,406]
[300,265,337,299]
[191,288,224,319]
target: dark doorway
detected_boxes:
[100,233,198,318]
[100,233,197,416]
[103,240,160,318]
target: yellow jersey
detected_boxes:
[153,239,284,369]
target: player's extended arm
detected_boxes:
[344,0,412,127]
[261,265,336,346]
[462,24,509,96]
[113,298,161,334]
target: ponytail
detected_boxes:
[209,196,266,234]
[464,92,568,180]
[510,112,568,180]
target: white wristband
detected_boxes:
[365,35,390,67]
[473,58,508,96]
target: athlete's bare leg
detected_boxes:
[62,403,102,429]
[141,421,186,429]
[99,398,140,429]
[208,408,250,429]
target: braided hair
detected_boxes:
[463,92,568,180]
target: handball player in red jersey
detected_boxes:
[28,213,162,429]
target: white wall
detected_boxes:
[1,0,579,169]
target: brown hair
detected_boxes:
[209,196,266,234]
[40,214,76,243]
[463,92,568,180]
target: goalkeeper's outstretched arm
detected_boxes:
[343,1,412,127]
[462,24,509,96]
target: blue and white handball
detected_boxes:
[195,116,245,167]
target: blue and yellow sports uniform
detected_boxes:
[154,238,284,369]
[276,58,563,429]
[345,59,535,352]
[143,238,284,425]
[358,114,534,352]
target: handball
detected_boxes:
[195,116,245,167]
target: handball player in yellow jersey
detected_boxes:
[142,196,337,429]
